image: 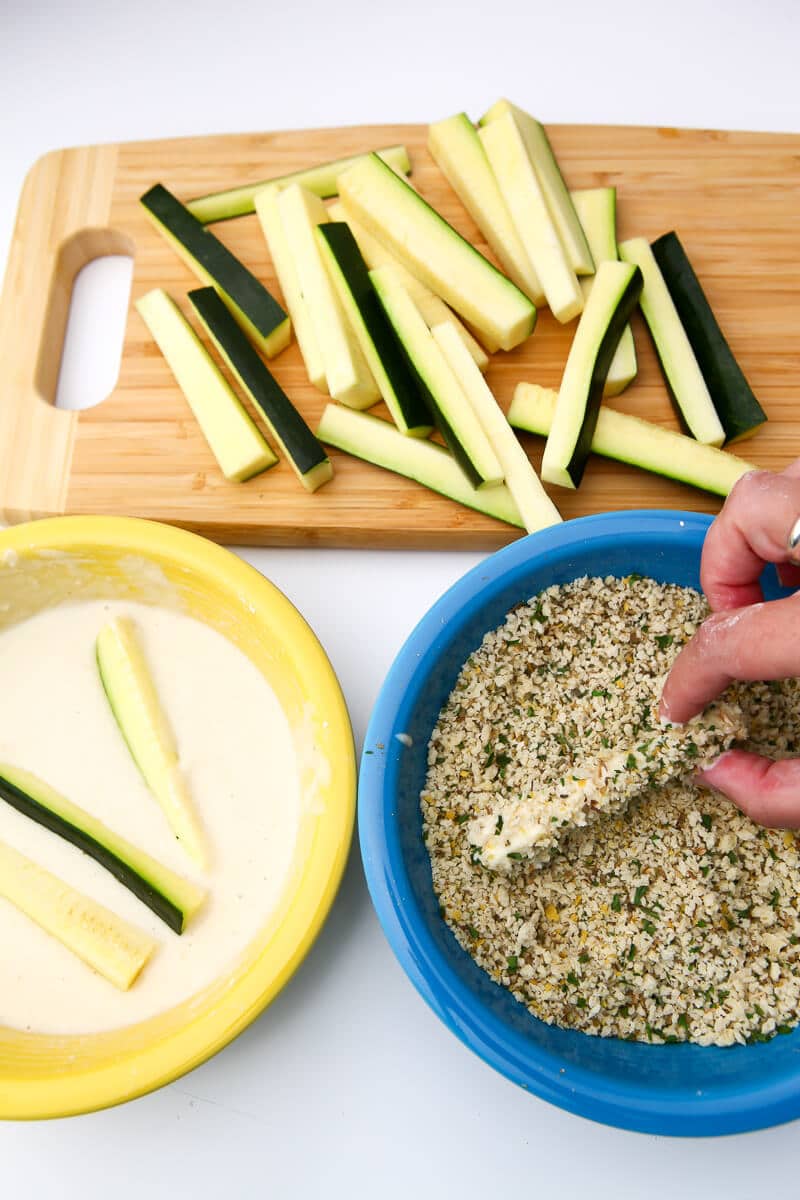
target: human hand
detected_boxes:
[660,464,800,828]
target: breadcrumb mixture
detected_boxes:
[421,575,800,1046]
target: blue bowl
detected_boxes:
[359,510,800,1137]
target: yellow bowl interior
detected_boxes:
[0,516,355,1119]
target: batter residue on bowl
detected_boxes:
[421,575,800,1047]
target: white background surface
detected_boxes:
[2,1,799,1195]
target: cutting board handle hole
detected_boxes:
[35,231,134,412]
[53,249,133,411]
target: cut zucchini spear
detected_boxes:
[315,224,432,437]
[370,267,503,488]
[189,286,333,492]
[139,184,290,358]
[541,261,643,489]
[651,231,767,443]
[618,237,725,447]
[316,405,522,528]
[278,185,379,408]
[0,839,157,991]
[428,113,544,303]
[136,289,277,483]
[478,112,583,323]
[254,186,327,392]
[187,145,412,225]
[570,187,637,397]
[339,153,536,351]
[431,322,561,534]
[0,765,205,934]
[479,100,594,276]
[96,617,208,870]
[327,201,490,368]
[509,383,757,497]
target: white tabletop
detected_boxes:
[2,2,799,1194]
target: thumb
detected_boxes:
[698,750,800,829]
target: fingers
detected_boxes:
[697,750,800,829]
[663,462,800,829]
[660,592,800,723]
[700,468,800,612]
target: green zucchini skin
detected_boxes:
[378,320,481,488]
[566,265,643,486]
[140,184,288,352]
[510,383,756,497]
[187,286,330,483]
[651,232,767,444]
[427,392,482,489]
[316,405,523,527]
[370,270,497,489]
[0,771,184,934]
[315,224,432,436]
[186,145,411,224]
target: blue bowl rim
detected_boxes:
[358,509,800,1138]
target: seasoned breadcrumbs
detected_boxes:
[421,575,800,1046]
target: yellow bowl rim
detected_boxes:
[0,515,356,1120]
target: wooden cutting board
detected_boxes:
[1,122,798,548]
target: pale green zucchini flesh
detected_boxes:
[254,185,327,392]
[570,187,637,396]
[0,839,157,990]
[431,322,561,534]
[96,617,209,870]
[427,113,543,303]
[338,153,536,351]
[478,112,582,323]
[479,100,594,276]
[277,185,379,408]
[618,236,725,446]
[135,289,277,483]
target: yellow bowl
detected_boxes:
[0,515,355,1119]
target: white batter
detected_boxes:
[0,599,301,1034]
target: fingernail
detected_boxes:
[787,515,800,560]
[694,749,735,786]
[658,694,681,727]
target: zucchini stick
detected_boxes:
[0,839,157,991]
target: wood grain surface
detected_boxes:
[1,122,797,547]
